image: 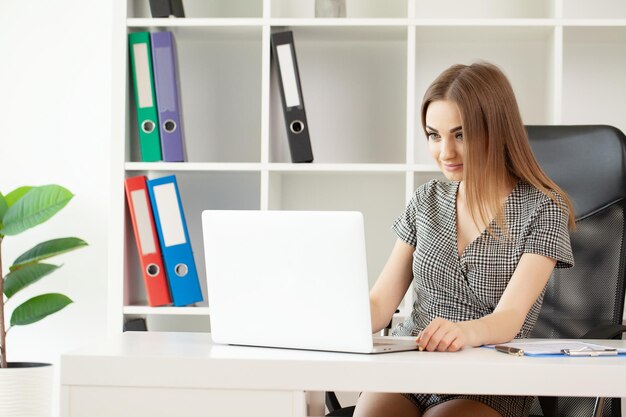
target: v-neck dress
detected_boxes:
[390,179,574,417]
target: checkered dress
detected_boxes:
[391,180,574,417]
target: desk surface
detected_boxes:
[61,332,626,397]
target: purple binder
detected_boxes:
[151,31,185,162]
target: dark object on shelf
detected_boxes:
[124,318,148,332]
[270,31,314,163]
[149,0,185,18]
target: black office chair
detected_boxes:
[326,125,626,417]
[525,125,626,417]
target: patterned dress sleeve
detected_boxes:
[523,192,574,269]
[391,181,431,247]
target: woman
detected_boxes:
[354,62,575,417]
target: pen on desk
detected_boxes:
[495,345,524,356]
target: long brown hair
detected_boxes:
[421,62,576,234]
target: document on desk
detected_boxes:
[486,341,626,357]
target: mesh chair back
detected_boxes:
[526,125,626,417]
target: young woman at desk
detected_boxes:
[354,62,575,417]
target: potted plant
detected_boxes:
[0,185,87,417]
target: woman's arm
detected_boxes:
[418,252,557,351]
[369,239,415,333]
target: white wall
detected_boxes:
[0,0,111,415]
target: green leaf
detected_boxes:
[0,185,73,236]
[4,263,60,299]
[10,293,73,326]
[0,192,7,224]
[5,186,33,207]
[11,237,87,270]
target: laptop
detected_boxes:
[201,210,418,354]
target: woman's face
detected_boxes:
[425,100,465,182]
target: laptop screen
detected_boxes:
[202,210,376,353]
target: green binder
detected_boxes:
[128,32,162,162]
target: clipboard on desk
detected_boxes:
[487,341,626,357]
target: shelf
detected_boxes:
[128,18,416,27]
[268,171,408,286]
[115,0,626,334]
[125,162,264,171]
[124,306,210,316]
[271,0,408,19]
[413,24,555,159]
[562,26,626,134]
[269,18,410,28]
[562,0,626,19]
[269,27,407,163]
[560,19,626,27]
[125,162,440,173]
[127,18,265,27]
[127,17,626,30]
[268,163,429,172]
[414,18,558,26]
[127,27,263,163]
[414,0,554,19]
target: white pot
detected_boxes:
[0,363,53,417]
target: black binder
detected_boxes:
[271,31,314,163]
[149,0,185,18]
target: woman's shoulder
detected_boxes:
[517,181,564,201]
[516,181,568,216]
[414,179,457,203]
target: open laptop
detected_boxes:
[201,210,418,354]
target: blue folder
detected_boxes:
[147,175,202,306]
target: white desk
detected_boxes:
[60,332,626,417]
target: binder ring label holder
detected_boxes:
[164,119,177,133]
[146,264,160,277]
[175,263,188,277]
[142,120,156,133]
[290,120,304,134]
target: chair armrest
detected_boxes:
[582,324,626,339]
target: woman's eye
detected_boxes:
[427,132,439,141]
[455,132,464,141]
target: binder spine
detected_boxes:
[128,32,162,162]
[124,176,172,306]
[149,0,185,18]
[271,31,314,163]
[147,175,203,306]
[151,31,186,162]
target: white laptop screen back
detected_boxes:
[202,210,375,353]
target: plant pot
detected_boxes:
[0,362,53,417]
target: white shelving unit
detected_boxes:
[110,0,626,334]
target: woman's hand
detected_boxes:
[417,318,469,352]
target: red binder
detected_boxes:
[124,176,172,306]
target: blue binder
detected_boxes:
[147,175,202,306]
